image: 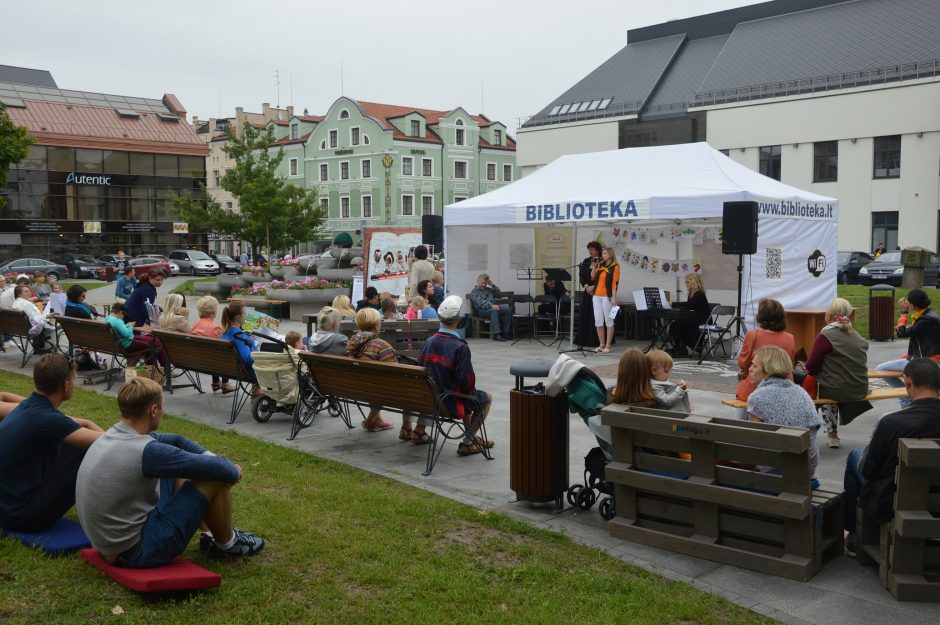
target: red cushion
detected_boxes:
[80,549,221,592]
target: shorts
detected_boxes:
[592,296,614,327]
[116,479,210,568]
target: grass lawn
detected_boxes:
[837,284,911,338]
[58,281,110,293]
[0,369,774,625]
[171,277,217,297]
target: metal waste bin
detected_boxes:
[869,284,895,341]
[509,358,569,508]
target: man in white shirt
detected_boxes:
[12,285,54,353]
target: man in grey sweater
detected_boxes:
[76,377,264,567]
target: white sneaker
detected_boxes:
[827,435,841,449]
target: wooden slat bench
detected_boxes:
[868,369,904,379]
[55,316,159,390]
[298,351,492,476]
[721,386,909,411]
[857,438,940,601]
[150,330,254,424]
[0,306,40,367]
[602,404,844,582]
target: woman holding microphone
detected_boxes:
[591,247,620,353]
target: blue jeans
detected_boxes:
[843,448,865,534]
[876,358,911,407]
[488,305,512,337]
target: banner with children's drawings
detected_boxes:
[619,247,702,276]
[610,225,722,246]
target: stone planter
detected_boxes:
[282,266,303,280]
[195,281,226,295]
[231,295,270,304]
[268,265,284,279]
[331,246,363,259]
[316,267,355,281]
[267,287,348,321]
[219,274,249,289]
[242,272,272,284]
[312,256,338,269]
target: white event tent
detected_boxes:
[443,143,838,324]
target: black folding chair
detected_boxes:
[695,305,736,363]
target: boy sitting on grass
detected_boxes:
[76,377,264,566]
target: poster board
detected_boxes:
[363,227,422,297]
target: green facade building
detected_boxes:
[265,97,516,245]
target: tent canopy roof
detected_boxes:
[445,142,837,226]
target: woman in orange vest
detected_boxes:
[590,247,620,353]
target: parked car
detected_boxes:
[168,250,220,276]
[210,253,242,274]
[857,251,940,287]
[96,257,171,281]
[0,257,68,281]
[836,251,874,284]
[57,254,110,279]
[135,254,179,275]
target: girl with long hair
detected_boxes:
[590,246,620,353]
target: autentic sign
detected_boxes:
[65,172,111,186]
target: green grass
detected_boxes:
[0,369,773,625]
[837,284,911,338]
[171,278,217,296]
[58,281,110,293]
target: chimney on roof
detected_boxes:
[287,105,294,118]
[304,108,309,116]
[162,94,187,120]
[262,102,271,119]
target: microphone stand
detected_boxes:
[555,262,592,357]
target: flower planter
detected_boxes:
[195,281,227,295]
[316,268,356,281]
[242,272,272,284]
[282,266,302,280]
[268,266,284,279]
[331,247,363,259]
[232,295,269,303]
[267,287,348,321]
[219,274,249,289]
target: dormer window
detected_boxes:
[455,119,465,146]
[291,124,299,140]
[411,120,420,137]
[494,129,502,145]
[339,109,349,120]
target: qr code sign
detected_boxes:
[766,248,783,280]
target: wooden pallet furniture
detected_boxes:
[298,351,491,476]
[721,386,908,411]
[602,404,844,581]
[857,438,940,601]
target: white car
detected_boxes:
[168,250,220,276]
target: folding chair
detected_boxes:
[695,305,736,364]
[511,294,539,344]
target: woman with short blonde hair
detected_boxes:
[331,294,356,318]
[190,295,232,392]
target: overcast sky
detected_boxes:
[3,0,756,134]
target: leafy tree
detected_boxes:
[172,124,323,256]
[0,103,35,209]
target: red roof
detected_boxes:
[271,132,311,146]
[7,98,207,156]
[297,115,324,123]
[354,100,512,149]
[479,135,516,151]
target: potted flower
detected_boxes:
[240,264,270,283]
[279,257,304,279]
[231,284,268,301]
[267,277,351,321]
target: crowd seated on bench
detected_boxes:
[309,306,348,356]
[64,284,102,320]
[190,295,233,393]
[103,303,166,368]
[219,302,261,397]
[873,288,940,409]
[736,298,796,401]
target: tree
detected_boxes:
[0,103,35,209]
[172,124,323,256]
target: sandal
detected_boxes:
[211,382,221,392]
[601,346,611,354]
[399,425,413,441]
[474,435,495,449]
[411,431,431,445]
[362,420,394,432]
[457,442,483,456]
[594,346,603,353]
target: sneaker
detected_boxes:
[845,533,857,558]
[828,435,841,449]
[207,528,265,558]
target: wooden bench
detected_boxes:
[602,404,844,582]
[298,351,491,476]
[465,292,513,339]
[721,386,909,411]
[54,316,159,390]
[868,369,904,379]
[229,297,287,319]
[150,330,255,424]
[857,438,940,601]
[0,306,40,367]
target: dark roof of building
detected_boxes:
[524,0,940,128]
[272,132,312,146]
[0,64,57,88]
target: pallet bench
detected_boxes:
[0,306,40,367]
[602,404,844,582]
[721,386,909,411]
[298,351,491,476]
[857,438,940,601]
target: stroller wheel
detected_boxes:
[252,396,276,423]
[566,484,583,507]
[327,398,342,418]
[296,395,318,428]
[577,487,597,510]
[599,496,615,520]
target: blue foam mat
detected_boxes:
[2,517,91,556]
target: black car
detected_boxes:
[836,251,874,284]
[857,251,940,287]
[0,257,69,281]
[57,254,109,279]
[210,253,242,273]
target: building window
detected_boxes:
[329,130,338,148]
[363,135,370,145]
[339,109,349,120]
[873,135,901,179]
[411,119,420,137]
[402,194,414,216]
[289,158,298,176]
[291,124,299,140]
[319,163,328,181]
[226,201,233,210]
[213,170,221,187]
[872,211,898,251]
[455,119,465,146]
[402,157,413,176]
[361,159,371,178]
[422,158,432,177]
[759,145,781,181]
[320,198,328,212]
[813,141,838,182]
[494,129,502,145]
[341,196,350,219]
[422,195,433,215]
[718,149,730,156]
[454,160,467,179]
[486,163,496,181]
[340,161,349,180]
[362,195,372,218]
[320,140,326,150]
[454,195,467,203]
[351,127,360,146]
[503,164,512,182]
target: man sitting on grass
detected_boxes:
[0,354,103,532]
[418,295,495,456]
[76,377,265,566]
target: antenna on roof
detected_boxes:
[274,70,281,108]
[217,88,221,118]
[481,79,485,114]
[340,58,344,96]
[290,73,293,109]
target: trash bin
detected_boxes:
[509,358,569,508]
[103,266,116,282]
[869,284,895,341]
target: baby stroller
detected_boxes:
[545,354,616,520]
[249,333,342,440]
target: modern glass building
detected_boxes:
[0,65,208,262]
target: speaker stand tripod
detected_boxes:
[730,253,749,358]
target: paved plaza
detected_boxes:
[2,277,937,625]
